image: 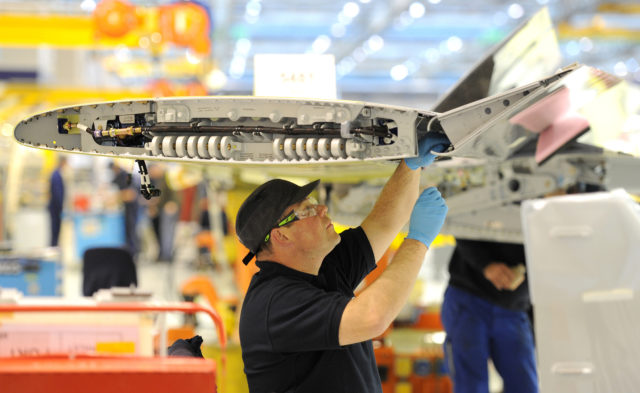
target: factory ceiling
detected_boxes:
[0,0,638,108]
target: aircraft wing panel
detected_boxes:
[432,64,631,165]
[14,97,439,166]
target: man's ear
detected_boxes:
[271,227,292,245]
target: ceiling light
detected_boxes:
[508,4,524,19]
[446,36,463,52]
[366,35,384,52]
[409,2,426,19]
[246,1,262,17]
[614,61,628,77]
[428,0,441,4]
[312,35,332,54]
[343,2,360,19]
[80,0,96,12]
[390,64,409,81]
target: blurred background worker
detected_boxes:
[48,156,67,247]
[440,239,538,393]
[110,162,140,257]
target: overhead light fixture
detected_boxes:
[409,2,426,19]
[80,0,97,12]
[446,36,463,52]
[508,3,524,19]
[312,35,332,54]
[343,2,360,19]
[246,0,262,17]
[366,35,384,52]
[245,0,262,24]
[614,61,628,77]
[390,64,409,81]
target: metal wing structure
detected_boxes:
[13,8,640,242]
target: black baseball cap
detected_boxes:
[236,178,320,265]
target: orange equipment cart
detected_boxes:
[0,301,226,393]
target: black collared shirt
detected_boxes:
[448,238,531,311]
[239,227,381,393]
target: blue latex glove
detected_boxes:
[404,133,451,170]
[406,187,448,247]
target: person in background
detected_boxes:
[236,134,450,393]
[48,156,67,247]
[111,162,140,256]
[441,238,538,393]
[147,164,177,262]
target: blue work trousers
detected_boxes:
[441,286,538,393]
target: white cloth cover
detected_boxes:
[521,189,640,393]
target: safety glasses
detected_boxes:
[264,196,320,243]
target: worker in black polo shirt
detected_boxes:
[235,133,450,393]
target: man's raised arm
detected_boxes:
[361,134,449,261]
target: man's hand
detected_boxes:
[483,262,516,291]
[405,187,448,247]
[404,133,451,170]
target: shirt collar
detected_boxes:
[255,260,318,283]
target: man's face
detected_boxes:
[280,197,341,257]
